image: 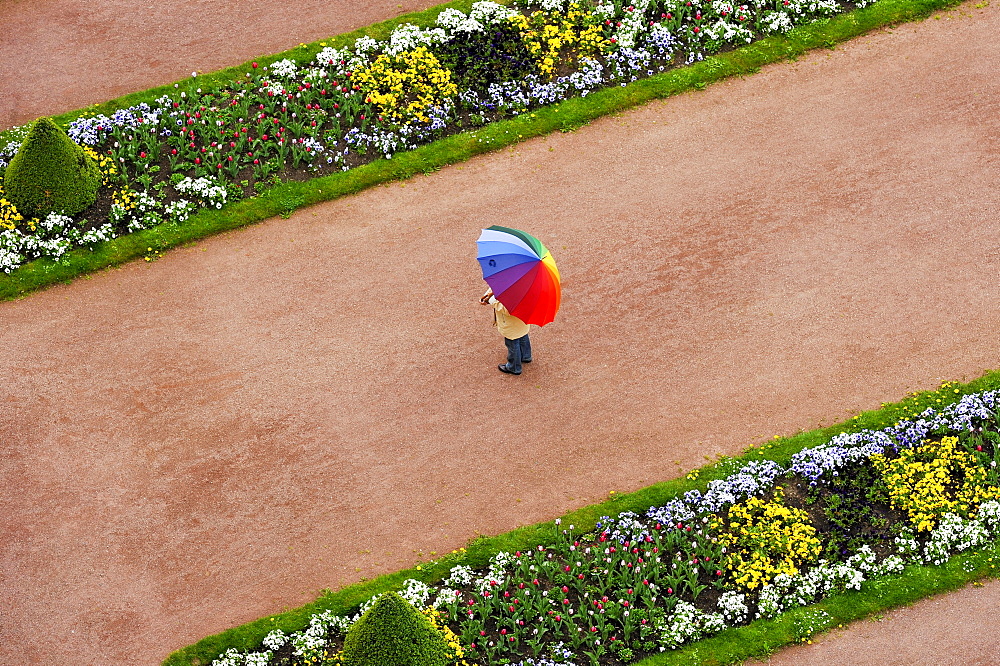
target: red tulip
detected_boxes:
[194,157,201,164]
[252,62,258,68]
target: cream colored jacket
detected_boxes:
[489,296,530,340]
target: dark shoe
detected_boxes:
[498,364,521,375]
[522,358,532,363]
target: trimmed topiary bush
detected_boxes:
[341,592,452,666]
[3,117,101,219]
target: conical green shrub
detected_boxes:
[3,117,101,219]
[341,592,452,666]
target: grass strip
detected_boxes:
[0,0,968,301]
[163,368,1000,666]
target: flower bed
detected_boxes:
[0,0,877,274]
[202,384,1000,666]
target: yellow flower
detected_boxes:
[872,436,1000,532]
[354,46,457,122]
[715,487,821,591]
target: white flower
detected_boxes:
[268,58,299,78]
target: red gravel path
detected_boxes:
[1,1,999,664]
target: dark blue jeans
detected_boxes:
[503,334,532,373]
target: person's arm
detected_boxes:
[480,287,494,304]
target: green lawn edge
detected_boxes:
[162,368,1000,666]
[0,0,965,301]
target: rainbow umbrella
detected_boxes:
[476,225,561,327]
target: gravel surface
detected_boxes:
[0,0,998,663]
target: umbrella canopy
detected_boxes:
[476,225,561,327]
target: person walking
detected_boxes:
[480,287,531,375]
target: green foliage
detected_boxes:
[341,592,452,666]
[806,463,895,559]
[3,117,101,219]
[958,423,1000,486]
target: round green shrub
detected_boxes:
[341,592,452,666]
[3,117,101,219]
